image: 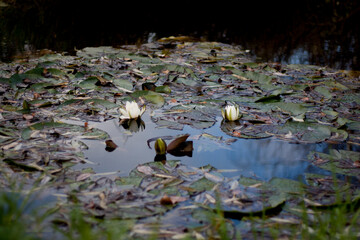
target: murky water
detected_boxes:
[72,111,338,181]
[1,1,359,70]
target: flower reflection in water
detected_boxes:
[120,118,145,133]
[154,154,167,163]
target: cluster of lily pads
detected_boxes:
[0,36,360,238]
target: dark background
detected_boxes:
[1,0,359,70]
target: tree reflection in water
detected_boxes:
[0,0,359,70]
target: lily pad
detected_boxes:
[308,150,360,176]
[194,179,286,217]
[270,120,348,143]
[220,120,272,139]
[21,121,109,140]
[131,90,165,107]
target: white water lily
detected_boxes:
[119,101,145,119]
[221,104,241,121]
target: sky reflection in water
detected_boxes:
[74,111,334,181]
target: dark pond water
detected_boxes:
[1,1,360,70]
[1,0,359,182]
[71,111,342,181]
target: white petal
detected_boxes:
[125,101,134,111]
[129,106,140,118]
[119,108,130,119]
[223,105,240,121]
[221,108,225,119]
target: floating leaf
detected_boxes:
[21,121,109,140]
[314,86,333,99]
[167,134,190,152]
[166,134,193,157]
[83,98,118,109]
[271,121,348,143]
[220,120,272,139]
[137,165,154,175]
[269,177,304,197]
[131,90,165,107]
[105,140,118,152]
[194,180,286,217]
[188,177,216,194]
[155,85,171,94]
[308,150,360,176]
[113,78,133,91]
[77,77,100,89]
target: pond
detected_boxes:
[70,111,347,182]
[1,6,360,236]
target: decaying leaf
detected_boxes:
[105,139,118,152]
[137,165,154,175]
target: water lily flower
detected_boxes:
[119,101,145,120]
[154,138,167,155]
[222,104,241,121]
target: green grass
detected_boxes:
[0,191,55,240]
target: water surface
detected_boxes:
[74,111,337,181]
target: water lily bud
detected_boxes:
[221,104,241,121]
[154,138,167,155]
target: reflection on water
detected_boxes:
[73,112,339,181]
[119,118,146,133]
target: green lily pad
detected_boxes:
[76,46,121,58]
[254,101,309,117]
[77,77,100,89]
[112,78,133,91]
[155,85,171,94]
[308,150,360,176]
[314,86,333,99]
[115,176,144,187]
[220,120,272,139]
[83,98,118,109]
[155,105,216,130]
[188,177,216,194]
[269,177,304,196]
[131,90,165,107]
[194,180,286,217]
[231,70,275,91]
[271,120,348,143]
[21,121,109,140]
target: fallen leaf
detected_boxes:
[204,172,224,183]
[160,194,187,206]
[205,193,216,204]
[167,134,190,152]
[99,192,108,209]
[169,196,187,204]
[105,140,118,152]
[284,131,293,139]
[22,114,34,120]
[353,160,360,168]
[137,165,154,175]
[160,194,173,205]
[76,173,92,181]
[232,131,242,137]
